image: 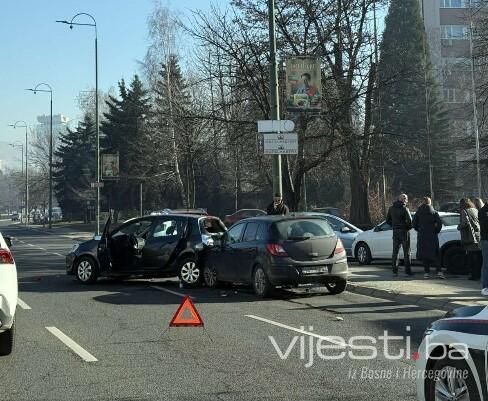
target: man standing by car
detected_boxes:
[386,194,413,276]
[267,193,289,215]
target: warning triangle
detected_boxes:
[169,295,204,327]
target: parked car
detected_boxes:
[299,212,363,257]
[0,233,16,356]
[10,213,19,222]
[439,202,459,214]
[310,207,342,218]
[352,212,465,273]
[223,209,266,226]
[203,215,348,297]
[416,305,487,401]
[66,213,226,287]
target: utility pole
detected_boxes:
[268,0,282,195]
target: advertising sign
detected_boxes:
[101,153,119,180]
[285,57,322,113]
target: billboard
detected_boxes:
[101,153,119,180]
[285,57,322,113]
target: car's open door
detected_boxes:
[97,215,112,271]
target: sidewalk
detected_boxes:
[26,222,95,241]
[348,263,488,312]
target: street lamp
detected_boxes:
[56,13,101,235]
[7,121,29,226]
[26,83,53,229]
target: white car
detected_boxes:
[352,212,467,274]
[0,233,17,356]
[416,305,487,401]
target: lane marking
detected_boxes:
[245,315,348,347]
[46,327,98,362]
[17,297,32,310]
[151,285,193,298]
[51,252,64,257]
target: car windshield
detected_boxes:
[441,215,459,227]
[272,219,334,240]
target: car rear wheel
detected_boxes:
[178,258,202,288]
[76,256,99,284]
[203,263,219,288]
[356,243,372,265]
[443,246,467,275]
[0,319,15,356]
[426,357,480,401]
[325,279,347,295]
[253,265,272,298]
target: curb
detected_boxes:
[347,282,481,312]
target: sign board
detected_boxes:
[169,295,204,327]
[90,182,104,188]
[263,133,298,155]
[101,153,119,180]
[285,57,322,113]
[257,120,295,133]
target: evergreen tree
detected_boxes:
[53,114,96,219]
[377,0,452,200]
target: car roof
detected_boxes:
[237,215,327,223]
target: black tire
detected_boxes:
[178,257,202,288]
[75,256,99,284]
[443,246,467,275]
[425,357,480,401]
[203,263,220,289]
[0,319,15,356]
[325,279,347,294]
[252,265,273,298]
[355,242,372,265]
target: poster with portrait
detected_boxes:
[101,153,119,180]
[285,57,322,113]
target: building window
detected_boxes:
[443,88,471,103]
[441,25,468,39]
[440,0,467,7]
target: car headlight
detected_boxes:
[70,244,80,253]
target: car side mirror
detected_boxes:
[4,237,12,248]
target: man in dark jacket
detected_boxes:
[478,200,488,295]
[267,193,289,215]
[386,194,413,276]
[412,197,444,279]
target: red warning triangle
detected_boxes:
[169,295,204,327]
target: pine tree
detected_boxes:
[377,0,451,200]
[53,114,96,219]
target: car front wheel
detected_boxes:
[426,357,480,401]
[178,258,202,288]
[356,243,372,265]
[76,256,99,284]
[0,319,15,356]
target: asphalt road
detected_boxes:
[0,221,445,401]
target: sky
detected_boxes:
[0,0,220,168]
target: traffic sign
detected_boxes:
[90,182,104,188]
[257,120,295,133]
[263,133,298,154]
[169,295,204,327]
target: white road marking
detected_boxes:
[46,327,98,362]
[151,285,192,298]
[17,297,32,310]
[245,315,348,348]
[51,252,64,257]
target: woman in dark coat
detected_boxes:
[458,198,481,280]
[412,197,444,279]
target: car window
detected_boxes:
[112,219,153,238]
[440,215,459,227]
[228,223,245,244]
[152,218,185,239]
[325,216,345,231]
[255,224,266,241]
[242,222,259,242]
[272,219,334,240]
[200,218,226,235]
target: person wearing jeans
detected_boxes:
[478,199,488,295]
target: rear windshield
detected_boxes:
[271,219,334,240]
[200,218,226,235]
[441,215,459,227]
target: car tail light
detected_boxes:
[0,248,14,264]
[334,238,345,255]
[266,244,288,257]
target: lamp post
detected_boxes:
[8,122,29,226]
[26,83,53,228]
[56,13,100,234]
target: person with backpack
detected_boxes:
[412,197,444,279]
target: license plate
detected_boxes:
[302,267,327,274]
